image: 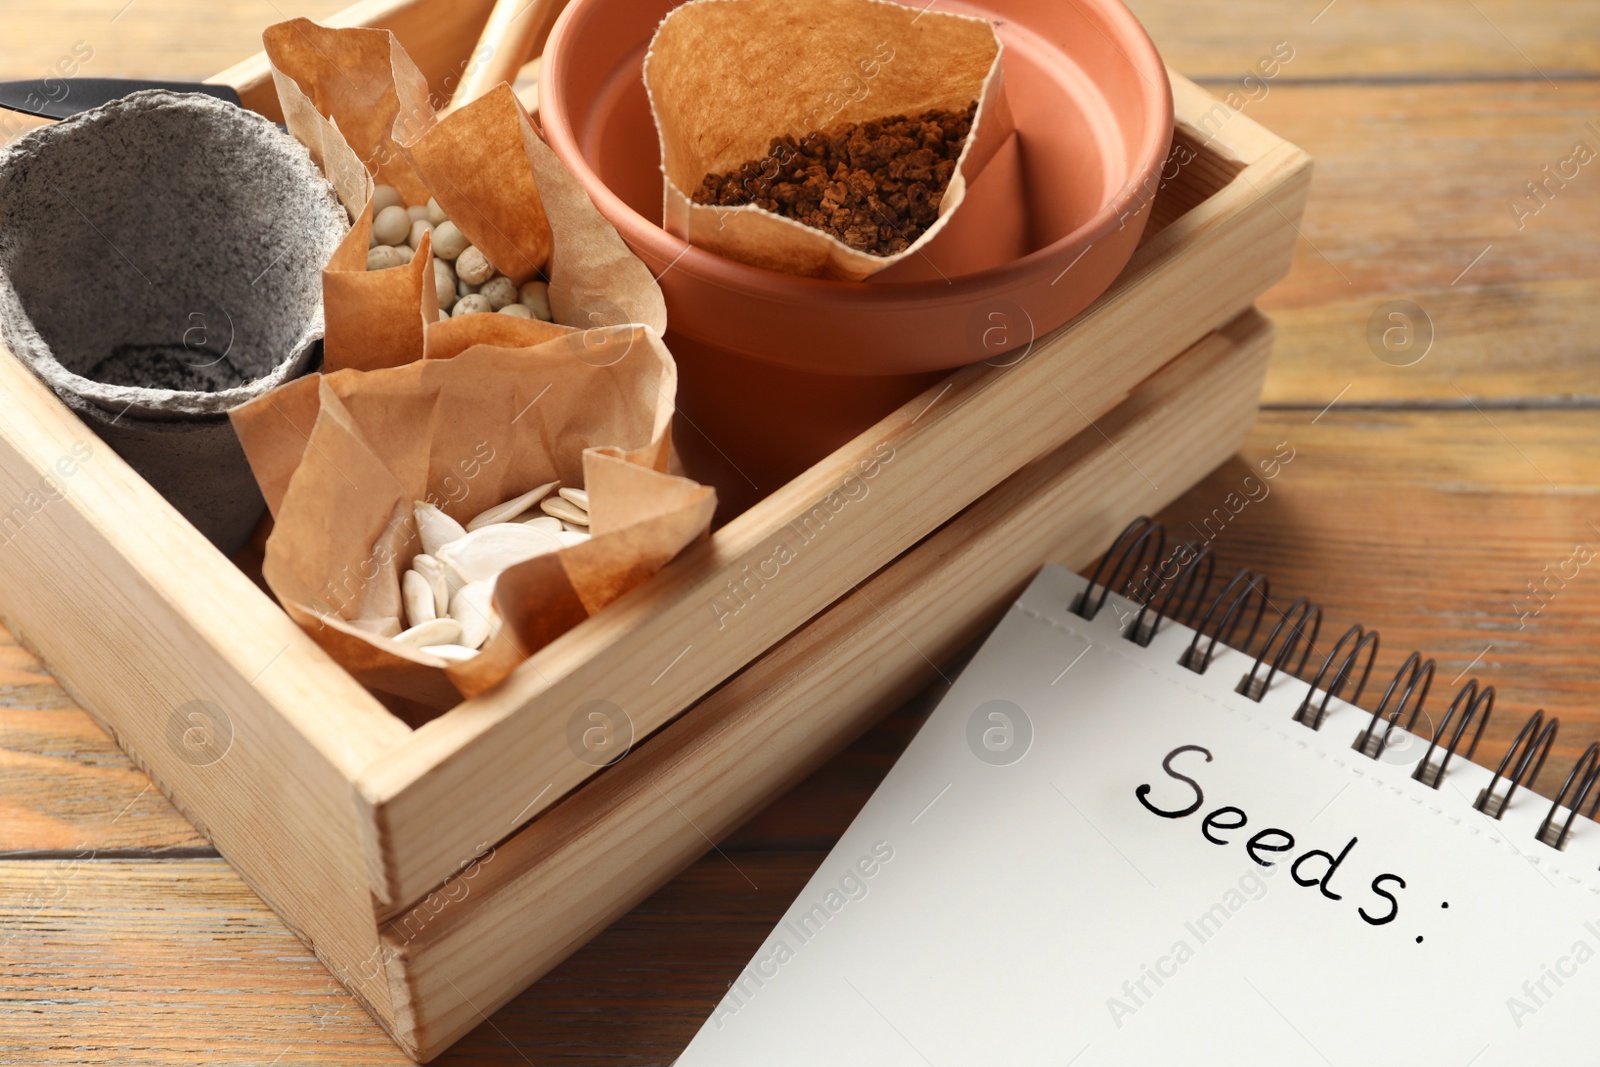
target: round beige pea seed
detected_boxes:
[498,303,533,318]
[432,221,469,260]
[433,258,457,310]
[453,293,492,316]
[406,204,430,223]
[372,184,404,214]
[427,197,449,225]
[369,229,379,249]
[408,219,434,250]
[455,245,495,286]
[395,244,415,265]
[457,277,477,298]
[518,280,552,322]
[436,306,451,320]
[479,275,517,310]
[366,245,405,271]
[373,205,411,246]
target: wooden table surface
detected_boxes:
[1,0,1598,1062]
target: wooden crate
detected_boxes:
[0,1,1309,1059]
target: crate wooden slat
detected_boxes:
[0,351,412,1029]
[0,0,1312,1058]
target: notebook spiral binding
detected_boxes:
[1073,517,1600,855]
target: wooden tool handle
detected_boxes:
[445,0,572,114]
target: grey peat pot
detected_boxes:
[0,90,348,551]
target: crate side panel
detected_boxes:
[0,351,409,1027]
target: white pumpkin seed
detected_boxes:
[402,569,437,627]
[420,643,479,664]
[349,616,401,638]
[557,486,589,510]
[561,520,587,534]
[395,617,463,647]
[412,553,451,616]
[436,523,565,584]
[450,580,496,650]
[415,501,467,556]
[521,514,563,532]
[441,556,473,597]
[540,496,589,525]
[557,529,590,547]
[466,480,558,531]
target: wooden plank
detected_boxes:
[0,858,409,1065]
[1127,0,1599,80]
[354,116,1311,915]
[1156,407,1600,771]
[378,311,1276,1058]
[0,2,349,85]
[0,349,412,1030]
[0,623,205,853]
[438,851,816,1064]
[1247,81,1600,405]
[5,0,1592,113]
[0,851,798,1066]
[0,0,502,138]
[0,2,351,148]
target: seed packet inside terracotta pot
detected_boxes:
[644,0,1016,281]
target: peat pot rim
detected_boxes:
[0,90,341,421]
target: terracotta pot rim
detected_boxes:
[540,0,1173,301]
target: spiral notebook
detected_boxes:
[679,522,1600,1065]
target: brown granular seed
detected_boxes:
[692,102,978,257]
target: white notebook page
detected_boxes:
[679,565,1600,1065]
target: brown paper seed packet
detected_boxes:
[644,0,1014,281]
[232,328,715,715]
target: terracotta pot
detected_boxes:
[540,0,1172,512]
